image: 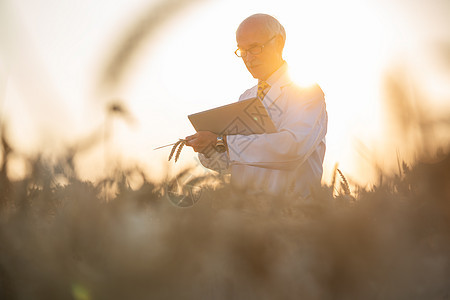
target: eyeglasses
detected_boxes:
[234,36,276,58]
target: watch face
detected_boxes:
[215,144,226,153]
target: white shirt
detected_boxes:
[199,63,327,198]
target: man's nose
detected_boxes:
[243,53,256,65]
[245,52,256,60]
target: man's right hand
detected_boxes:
[185,131,217,156]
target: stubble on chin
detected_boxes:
[245,63,262,79]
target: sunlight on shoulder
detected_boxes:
[288,65,320,88]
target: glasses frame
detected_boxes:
[234,35,276,58]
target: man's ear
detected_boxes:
[274,35,285,53]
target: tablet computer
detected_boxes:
[188,97,277,135]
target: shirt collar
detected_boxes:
[259,61,288,87]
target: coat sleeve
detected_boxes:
[198,152,230,174]
[227,84,327,171]
[196,86,256,173]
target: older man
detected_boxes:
[185,14,327,198]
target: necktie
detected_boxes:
[257,81,270,101]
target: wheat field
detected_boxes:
[0,134,449,299]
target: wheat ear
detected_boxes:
[174,141,185,162]
[168,140,182,161]
[337,168,351,195]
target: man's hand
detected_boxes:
[185,131,218,155]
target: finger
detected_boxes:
[185,138,197,147]
[185,133,198,140]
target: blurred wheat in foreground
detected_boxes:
[0,138,450,300]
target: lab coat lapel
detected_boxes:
[262,71,291,121]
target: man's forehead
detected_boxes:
[236,24,270,46]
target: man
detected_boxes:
[185,13,327,198]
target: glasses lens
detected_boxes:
[248,46,262,55]
[235,49,246,57]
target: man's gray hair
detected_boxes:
[238,14,286,47]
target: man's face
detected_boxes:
[236,23,282,81]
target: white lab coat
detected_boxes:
[199,63,327,198]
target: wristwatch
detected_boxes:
[215,135,227,153]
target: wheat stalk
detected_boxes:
[337,168,351,195]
